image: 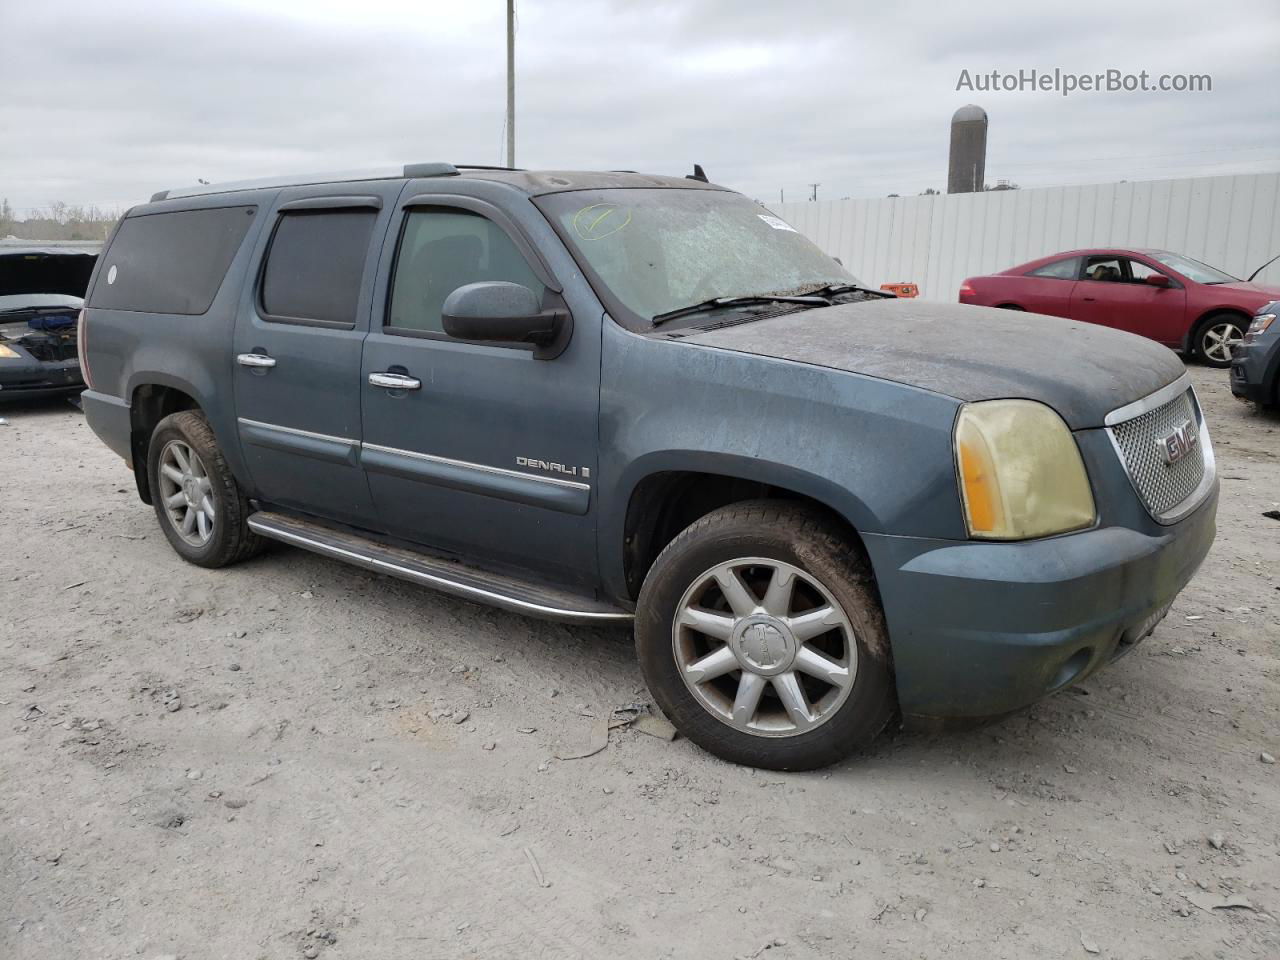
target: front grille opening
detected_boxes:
[1108,389,1208,520]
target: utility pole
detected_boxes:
[506,0,516,168]
[808,183,820,202]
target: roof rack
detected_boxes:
[150,162,462,203]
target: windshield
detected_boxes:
[1150,251,1238,284]
[537,188,855,329]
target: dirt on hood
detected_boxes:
[687,298,1187,428]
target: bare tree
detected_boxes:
[1,200,121,241]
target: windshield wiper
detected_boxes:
[652,294,829,327]
[801,282,892,299]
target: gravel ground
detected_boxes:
[1,365,1277,960]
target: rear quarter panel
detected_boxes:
[967,274,1074,316]
[84,191,272,483]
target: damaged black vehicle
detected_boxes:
[0,244,98,401]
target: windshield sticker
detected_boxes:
[757,214,797,232]
[572,203,633,241]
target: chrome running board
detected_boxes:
[247,511,633,625]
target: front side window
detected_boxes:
[387,209,545,335]
[1127,259,1163,283]
[1027,257,1079,280]
[260,209,376,325]
[536,188,854,330]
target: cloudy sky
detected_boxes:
[2,0,1278,214]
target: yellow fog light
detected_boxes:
[955,399,1096,540]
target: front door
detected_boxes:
[232,184,397,529]
[1069,254,1186,344]
[360,194,601,587]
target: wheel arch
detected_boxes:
[1184,307,1252,354]
[611,452,877,602]
[128,379,203,503]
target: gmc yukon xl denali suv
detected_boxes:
[79,163,1218,770]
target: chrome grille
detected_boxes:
[1107,387,1208,520]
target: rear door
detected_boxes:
[359,189,601,588]
[232,183,398,529]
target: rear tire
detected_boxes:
[635,501,895,770]
[147,410,263,568]
[1193,313,1247,368]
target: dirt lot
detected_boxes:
[1,366,1277,960]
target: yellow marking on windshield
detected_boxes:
[572,203,633,241]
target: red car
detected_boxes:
[959,249,1280,367]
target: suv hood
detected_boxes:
[685,298,1186,429]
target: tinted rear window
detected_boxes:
[90,206,256,314]
[260,210,376,325]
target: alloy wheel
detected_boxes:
[672,557,858,737]
[157,440,216,546]
[1202,321,1244,363]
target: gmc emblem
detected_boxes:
[1156,419,1198,465]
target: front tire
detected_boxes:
[1194,313,1247,368]
[147,410,263,568]
[635,501,895,770]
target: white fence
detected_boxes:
[773,172,1280,301]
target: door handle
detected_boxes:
[237,353,277,369]
[368,372,422,391]
[1082,296,1097,302]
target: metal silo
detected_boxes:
[948,104,988,194]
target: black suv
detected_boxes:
[80,163,1216,769]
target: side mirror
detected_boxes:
[442,282,569,357]
[1145,273,1171,288]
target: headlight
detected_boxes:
[1245,312,1275,341]
[0,344,20,359]
[954,399,1096,540]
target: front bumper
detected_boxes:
[1230,339,1277,405]
[0,358,83,400]
[864,484,1217,727]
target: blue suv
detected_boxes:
[79,163,1217,769]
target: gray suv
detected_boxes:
[80,163,1218,770]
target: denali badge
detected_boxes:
[516,456,590,479]
[1155,419,1198,465]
